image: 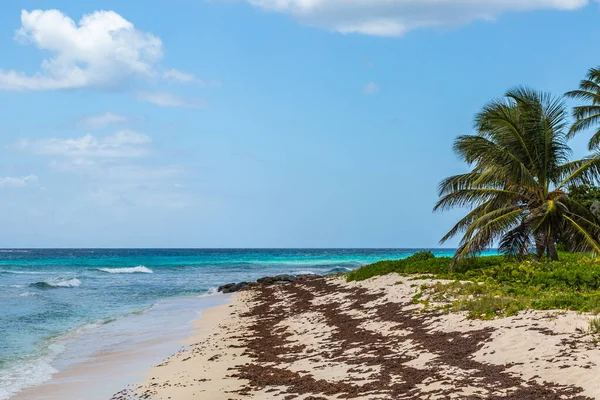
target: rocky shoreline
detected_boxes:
[217,273,321,293]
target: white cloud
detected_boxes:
[163,69,223,87]
[12,130,152,158]
[0,9,163,90]
[136,91,208,108]
[164,69,198,83]
[77,112,129,130]
[0,175,38,188]
[245,0,589,36]
[363,82,379,94]
[11,130,190,209]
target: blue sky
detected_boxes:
[0,0,599,248]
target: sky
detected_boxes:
[1,0,600,248]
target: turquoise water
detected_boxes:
[0,248,488,398]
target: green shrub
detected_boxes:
[408,250,436,261]
[346,251,600,318]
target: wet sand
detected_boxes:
[11,295,229,400]
[113,274,600,399]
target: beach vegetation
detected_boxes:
[347,252,600,319]
[434,87,600,264]
[590,317,600,335]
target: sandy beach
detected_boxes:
[109,274,600,400]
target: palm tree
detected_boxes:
[566,67,600,150]
[435,87,600,264]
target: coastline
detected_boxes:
[112,292,252,400]
[10,294,230,400]
[1,249,437,400]
[113,274,600,399]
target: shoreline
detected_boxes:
[112,274,600,399]
[112,292,251,400]
[10,294,230,400]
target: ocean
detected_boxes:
[0,248,482,399]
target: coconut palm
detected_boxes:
[435,87,600,264]
[566,67,600,150]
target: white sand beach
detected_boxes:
[108,275,600,399]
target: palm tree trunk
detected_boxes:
[535,235,546,260]
[547,234,559,261]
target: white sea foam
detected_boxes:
[198,287,220,297]
[31,278,81,289]
[0,342,63,400]
[97,266,153,274]
[50,278,81,288]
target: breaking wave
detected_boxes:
[96,266,154,274]
[30,278,81,289]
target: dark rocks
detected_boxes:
[257,274,297,285]
[217,283,239,294]
[218,282,259,294]
[218,274,320,293]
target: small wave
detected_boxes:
[205,287,219,296]
[19,291,39,297]
[294,270,318,275]
[96,266,153,274]
[0,249,30,253]
[326,266,353,274]
[30,278,81,289]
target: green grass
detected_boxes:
[347,251,600,319]
[590,317,600,335]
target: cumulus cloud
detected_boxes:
[136,91,208,108]
[12,130,152,158]
[245,0,589,36]
[363,82,379,94]
[0,9,163,90]
[76,112,129,130]
[0,175,38,188]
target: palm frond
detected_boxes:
[562,214,600,255]
[565,67,600,149]
[498,221,532,258]
[557,151,600,189]
[437,85,598,262]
